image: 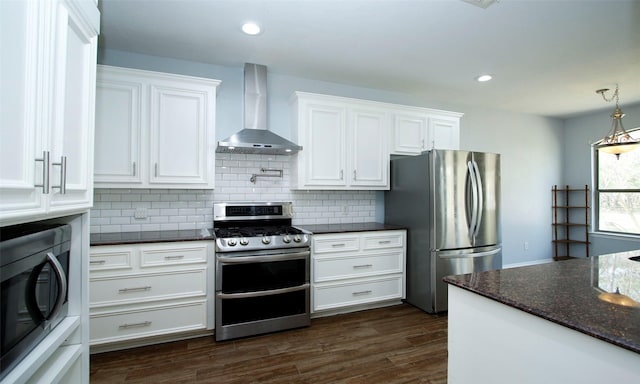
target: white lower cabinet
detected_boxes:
[311,230,406,316]
[89,241,214,351]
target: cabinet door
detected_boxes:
[0,0,47,221]
[48,0,99,212]
[94,75,143,184]
[303,103,347,186]
[149,83,213,187]
[350,108,388,188]
[392,112,428,155]
[428,115,460,150]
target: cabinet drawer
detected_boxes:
[90,269,206,307]
[140,244,207,267]
[90,301,207,345]
[314,251,403,282]
[313,275,403,312]
[313,234,360,254]
[362,231,404,250]
[89,248,133,271]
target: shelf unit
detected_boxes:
[552,185,590,260]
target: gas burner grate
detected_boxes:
[214,226,304,238]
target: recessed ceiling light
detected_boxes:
[242,22,261,35]
[476,74,493,82]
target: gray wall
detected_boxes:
[98,48,638,266]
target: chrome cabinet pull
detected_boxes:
[90,259,106,265]
[118,286,152,293]
[331,243,346,247]
[34,151,50,193]
[352,264,373,269]
[164,255,185,260]
[119,321,152,329]
[352,290,372,296]
[132,162,136,176]
[378,240,392,244]
[51,156,67,194]
[155,163,158,177]
[353,170,356,181]
[340,170,343,180]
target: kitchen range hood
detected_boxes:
[216,63,302,155]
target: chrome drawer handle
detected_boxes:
[90,260,106,265]
[119,321,152,329]
[352,290,372,296]
[378,240,392,244]
[34,151,50,194]
[353,264,373,269]
[331,243,346,247]
[164,255,185,260]
[118,286,151,293]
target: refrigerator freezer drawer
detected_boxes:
[433,247,501,313]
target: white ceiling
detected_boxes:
[98,0,640,119]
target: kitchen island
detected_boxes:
[444,250,640,384]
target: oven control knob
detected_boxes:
[282,235,292,244]
[227,239,237,247]
[293,234,302,243]
[262,236,271,245]
[239,237,249,246]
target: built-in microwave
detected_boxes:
[0,223,71,380]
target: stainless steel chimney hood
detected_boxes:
[216,63,302,155]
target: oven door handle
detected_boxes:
[216,250,310,264]
[217,283,310,299]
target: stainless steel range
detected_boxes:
[213,202,311,341]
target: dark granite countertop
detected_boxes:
[90,222,406,246]
[90,229,215,246]
[300,222,407,234]
[444,250,640,354]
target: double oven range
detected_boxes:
[213,202,311,341]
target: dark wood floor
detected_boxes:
[90,304,448,384]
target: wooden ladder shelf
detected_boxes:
[552,185,590,260]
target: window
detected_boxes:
[594,128,640,235]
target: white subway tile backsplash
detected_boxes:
[90,153,377,233]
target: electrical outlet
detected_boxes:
[134,209,148,219]
[524,241,529,251]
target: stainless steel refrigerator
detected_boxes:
[385,149,501,313]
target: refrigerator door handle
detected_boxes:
[438,248,501,259]
[467,161,478,243]
[472,160,484,239]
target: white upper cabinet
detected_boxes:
[291,92,389,190]
[0,0,99,225]
[48,0,99,212]
[391,107,462,155]
[94,65,220,189]
[94,76,143,184]
[350,108,388,187]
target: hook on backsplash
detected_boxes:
[250,167,283,184]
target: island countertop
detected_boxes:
[444,250,640,354]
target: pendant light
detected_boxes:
[594,84,640,159]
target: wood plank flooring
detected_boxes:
[90,304,448,384]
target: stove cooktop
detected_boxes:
[214,225,305,239]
